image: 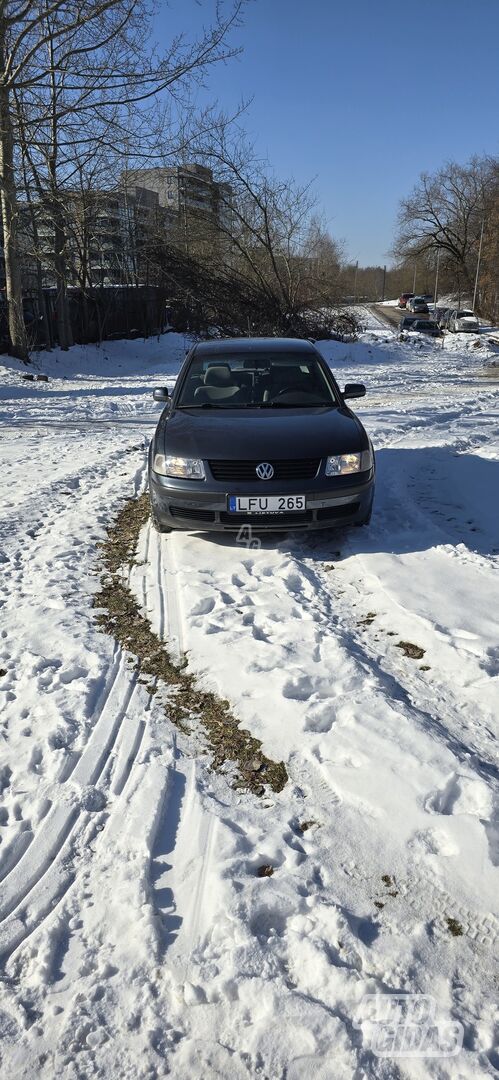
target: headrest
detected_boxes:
[204,365,232,386]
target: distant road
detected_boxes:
[368,303,402,330]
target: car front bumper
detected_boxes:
[149,467,375,532]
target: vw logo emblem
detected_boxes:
[256,462,274,480]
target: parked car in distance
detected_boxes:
[399,315,417,333]
[398,292,415,308]
[410,319,443,337]
[435,306,451,328]
[447,309,480,333]
[148,337,375,534]
[407,296,430,314]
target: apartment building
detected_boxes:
[12,164,232,293]
[123,164,232,229]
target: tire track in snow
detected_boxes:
[149,757,218,976]
[0,451,149,893]
[185,770,217,955]
[289,532,499,784]
[0,496,173,962]
[274,541,499,949]
[342,852,499,950]
[0,448,129,548]
[0,652,147,961]
[133,532,217,966]
[159,531,185,660]
[0,642,121,887]
[162,526,498,958]
[292,754,499,952]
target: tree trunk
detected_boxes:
[0,73,29,362]
[25,203,52,350]
[53,208,73,349]
[36,258,52,349]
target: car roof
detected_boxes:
[192,336,318,356]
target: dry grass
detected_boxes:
[93,494,288,795]
[395,640,426,660]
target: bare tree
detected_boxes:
[479,159,499,320]
[393,157,493,305]
[1,0,246,359]
[128,113,350,338]
[186,120,342,331]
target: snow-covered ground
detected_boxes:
[0,319,498,1078]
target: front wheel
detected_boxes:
[149,496,172,534]
[355,503,373,527]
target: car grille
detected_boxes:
[169,505,216,522]
[316,503,359,521]
[208,459,320,482]
[219,510,312,527]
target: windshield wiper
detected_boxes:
[176,401,333,410]
[255,401,332,409]
[177,403,227,409]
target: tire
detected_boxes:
[149,495,172,534]
[355,507,372,527]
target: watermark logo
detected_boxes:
[236,524,261,550]
[356,994,464,1058]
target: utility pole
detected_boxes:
[412,263,417,293]
[353,260,358,305]
[433,249,440,312]
[381,264,386,302]
[472,218,484,312]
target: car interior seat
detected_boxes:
[194,364,244,404]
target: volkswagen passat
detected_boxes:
[148,338,375,533]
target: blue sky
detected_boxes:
[153,0,499,266]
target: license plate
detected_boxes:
[228,495,306,513]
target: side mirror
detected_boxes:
[153,387,169,402]
[343,383,366,400]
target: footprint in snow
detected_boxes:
[425,771,493,819]
[250,904,291,939]
[282,674,314,701]
[408,827,459,858]
[189,597,215,616]
[304,702,336,733]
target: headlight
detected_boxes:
[325,450,372,476]
[153,454,205,480]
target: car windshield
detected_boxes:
[176,352,339,409]
[457,311,475,318]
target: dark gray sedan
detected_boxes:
[410,319,443,337]
[148,338,375,533]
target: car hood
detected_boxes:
[161,406,367,459]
